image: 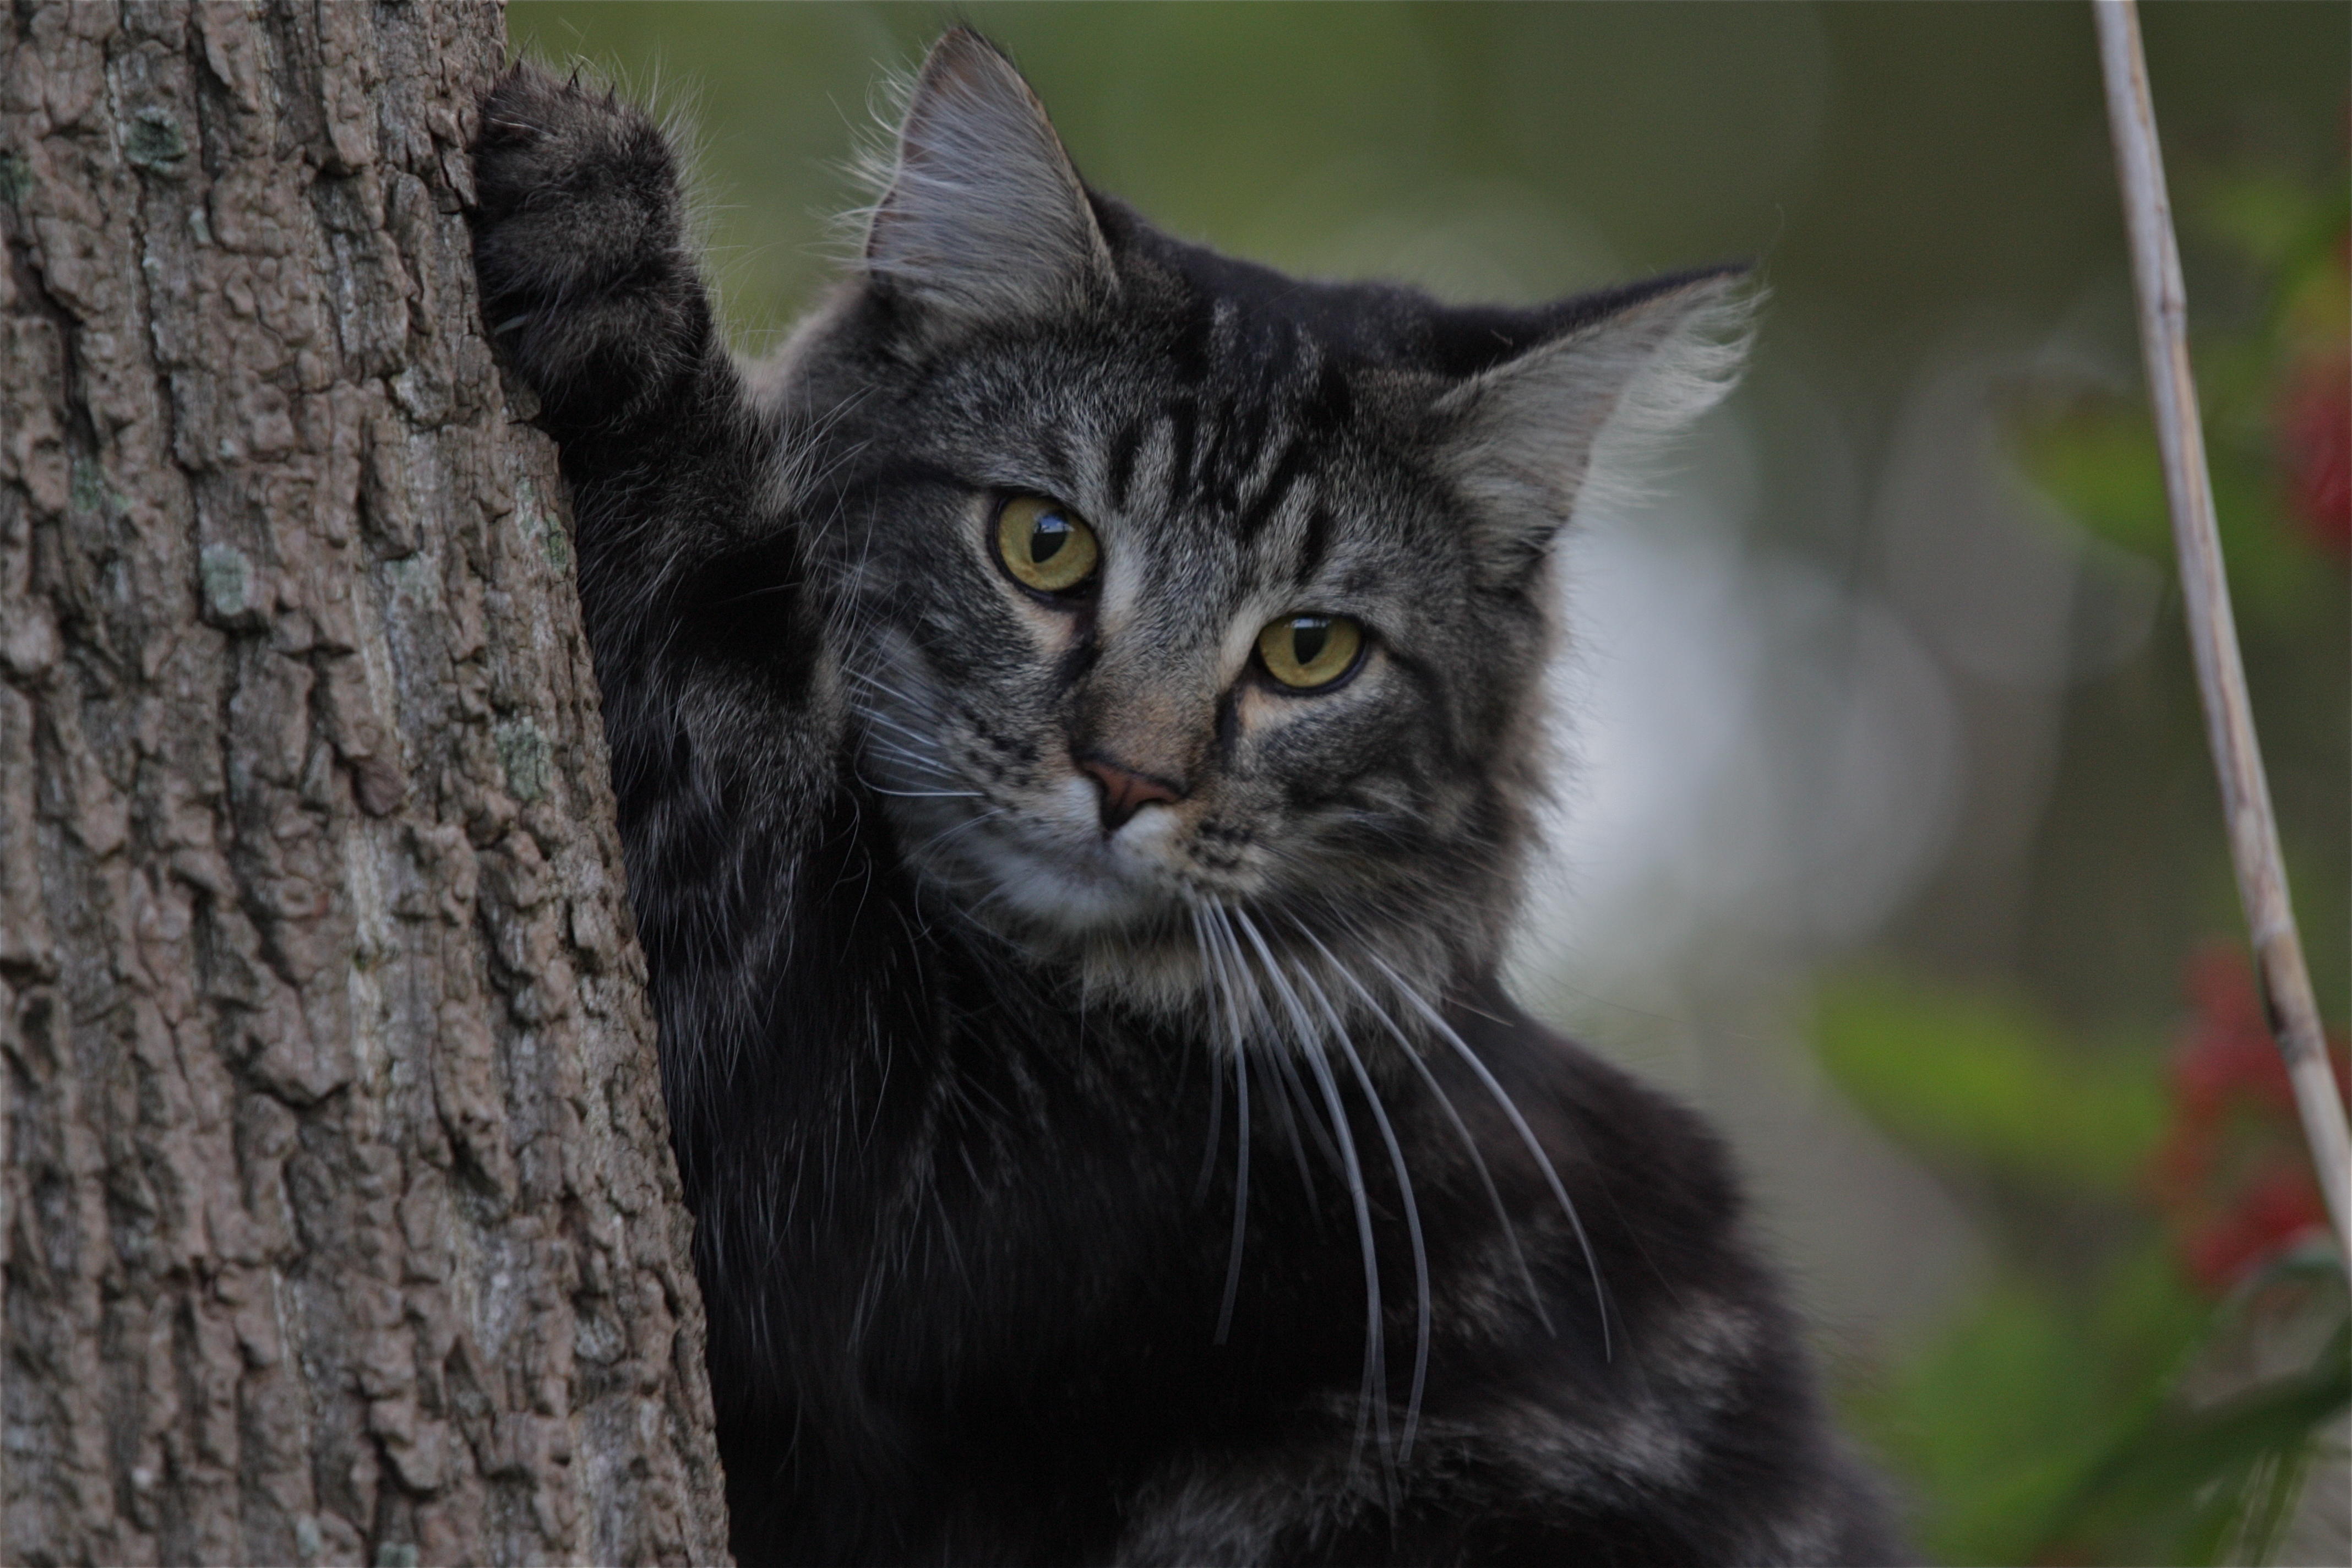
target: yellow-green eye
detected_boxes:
[995,496,1099,594]
[1256,614,1363,689]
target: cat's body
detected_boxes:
[472,35,1903,1566]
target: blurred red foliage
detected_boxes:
[2274,226,2350,558]
[2276,348,2349,557]
[2148,946,2349,1293]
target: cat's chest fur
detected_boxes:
[469,29,1905,1566]
[617,708,1858,1562]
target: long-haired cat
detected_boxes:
[471,30,1904,1566]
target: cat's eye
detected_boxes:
[995,495,1099,595]
[1256,614,1364,690]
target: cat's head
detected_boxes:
[779,31,1747,1025]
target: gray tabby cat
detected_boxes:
[471,29,1905,1566]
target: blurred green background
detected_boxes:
[507,4,2349,1561]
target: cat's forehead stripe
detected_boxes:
[1234,439,1307,546]
[1165,398,1197,509]
[1106,417,1145,513]
[1294,505,1335,590]
[1129,329,1334,549]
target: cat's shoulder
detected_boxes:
[1450,979,1749,1228]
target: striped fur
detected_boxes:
[471,30,1903,1566]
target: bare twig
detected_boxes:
[2094,0,2351,1273]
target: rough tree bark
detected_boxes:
[1,3,729,1563]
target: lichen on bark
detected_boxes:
[1,3,729,1562]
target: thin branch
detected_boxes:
[2094,0,2352,1274]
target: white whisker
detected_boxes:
[1233,907,1392,1485]
[1288,918,1556,1337]
[1189,907,1227,1205]
[1191,903,1255,1344]
[1206,907,1321,1206]
[1362,949,1611,1362]
[1287,920,1431,1464]
[861,781,984,800]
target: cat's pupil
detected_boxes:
[1030,515,1070,563]
[1292,619,1329,666]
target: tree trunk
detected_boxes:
[0,3,729,1563]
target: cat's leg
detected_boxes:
[472,64,725,443]
[470,77,846,1568]
[469,60,826,749]
[470,63,785,624]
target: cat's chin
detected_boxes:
[940,810,1190,940]
[910,814,1257,1017]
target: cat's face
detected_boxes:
[784,32,1742,1012]
[830,319,1540,962]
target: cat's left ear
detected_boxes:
[864,30,1116,324]
[1434,269,1752,585]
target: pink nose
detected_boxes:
[1079,755,1186,831]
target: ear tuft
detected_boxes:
[864,30,1114,323]
[1436,270,1755,584]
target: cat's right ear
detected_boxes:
[1433,270,1752,587]
[864,30,1117,324]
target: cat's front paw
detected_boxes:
[471,63,708,434]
